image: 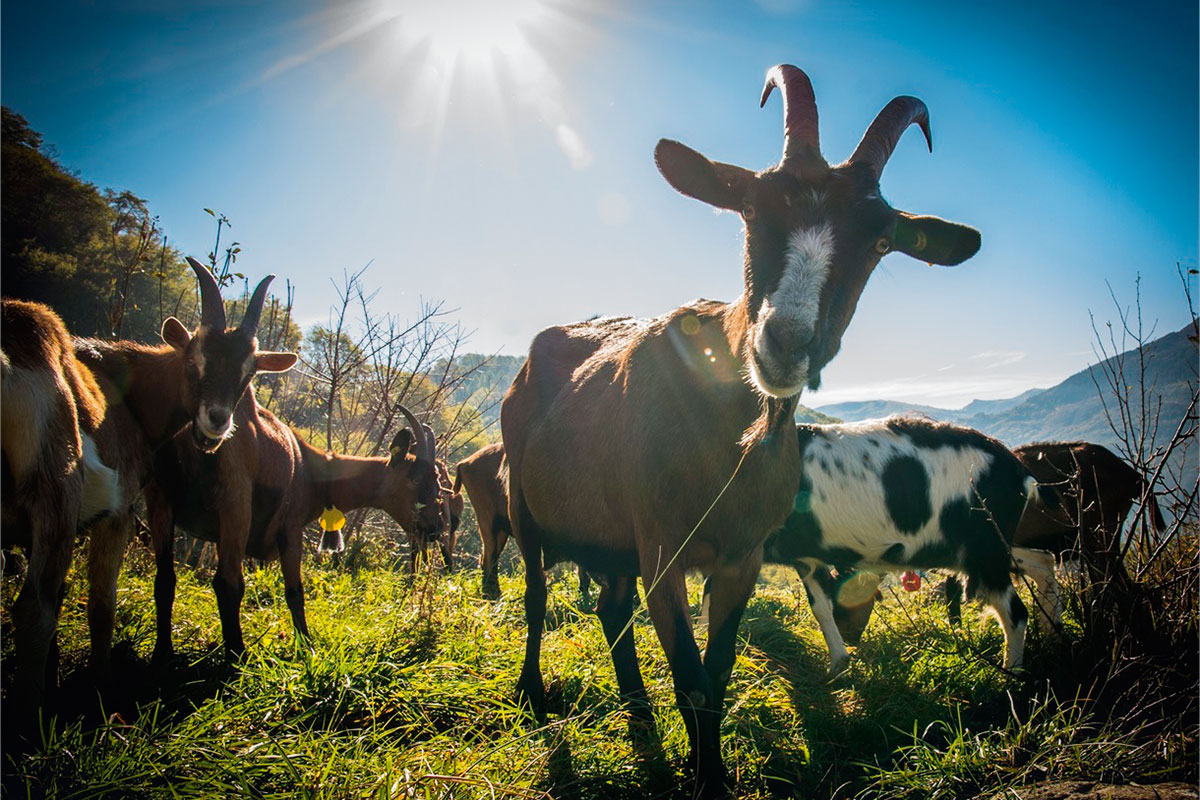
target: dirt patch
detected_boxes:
[982,782,1198,800]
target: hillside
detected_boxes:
[816,322,1198,457]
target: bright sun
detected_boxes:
[395,0,551,67]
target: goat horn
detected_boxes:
[759,64,823,170]
[846,96,932,179]
[423,423,439,464]
[238,274,275,336]
[396,403,433,464]
[186,256,227,330]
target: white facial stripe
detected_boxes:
[192,341,207,380]
[768,223,834,335]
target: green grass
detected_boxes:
[2,551,1195,799]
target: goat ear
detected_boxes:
[389,430,414,465]
[161,317,192,351]
[655,139,753,211]
[255,351,298,373]
[891,212,981,266]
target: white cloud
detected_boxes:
[969,350,1027,369]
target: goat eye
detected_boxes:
[874,237,890,254]
[742,204,756,221]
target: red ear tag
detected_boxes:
[901,571,921,592]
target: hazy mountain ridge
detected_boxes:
[816,322,1198,455]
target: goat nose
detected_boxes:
[207,407,231,428]
[762,318,813,359]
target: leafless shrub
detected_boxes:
[1063,264,1199,745]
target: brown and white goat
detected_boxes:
[501,63,980,790]
[1,299,120,709]
[75,258,294,676]
[147,394,445,662]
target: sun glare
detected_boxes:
[274,0,600,170]
[396,0,550,67]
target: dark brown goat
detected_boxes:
[401,456,462,573]
[501,63,979,791]
[1,299,119,709]
[147,395,445,662]
[77,258,294,675]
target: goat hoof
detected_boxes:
[826,657,851,681]
[150,648,174,671]
[514,678,546,720]
[690,757,730,799]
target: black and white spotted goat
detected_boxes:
[752,415,1060,674]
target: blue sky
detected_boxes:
[3,0,1196,408]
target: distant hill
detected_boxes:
[796,404,841,424]
[957,388,1046,419]
[815,322,1198,461]
[814,399,957,424]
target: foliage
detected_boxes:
[1,107,199,342]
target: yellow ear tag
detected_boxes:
[319,506,346,532]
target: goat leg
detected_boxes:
[638,548,726,794]
[279,529,309,643]
[87,512,132,679]
[147,486,178,668]
[799,562,852,677]
[703,553,761,726]
[595,573,651,724]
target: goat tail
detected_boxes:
[1147,489,1167,533]
[453,467,463,494]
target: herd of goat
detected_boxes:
[0,63,1165,793]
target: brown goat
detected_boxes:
[454,442,509,598]
[147,394,445,662]
[2,257,276,703]
[76,258,293,676]
[454,441,592,603]
[501,63,979,791]
[1,299,119,709]
[401,457,462,573]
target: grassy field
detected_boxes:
[2,543,1195,799]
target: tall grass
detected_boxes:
[3,548,1196,798]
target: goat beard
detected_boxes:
[190,423,225,454]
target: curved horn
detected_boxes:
[847,96,932,179]
[396,403,433,464]
[186,256,227,330]
[759,64,822,169]
[422,423,438,463]
[238,274,275,336]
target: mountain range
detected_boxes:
[815,322,1198,458]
